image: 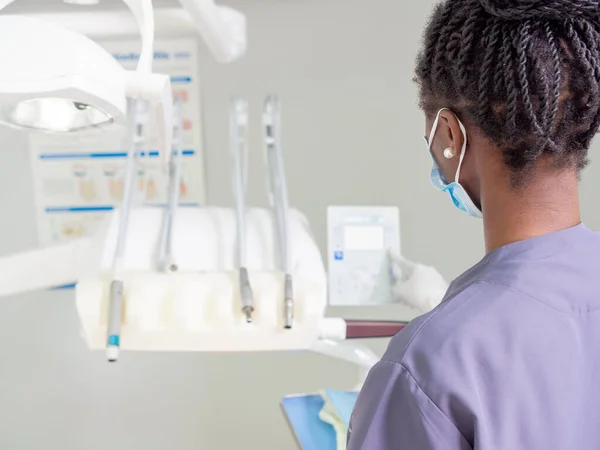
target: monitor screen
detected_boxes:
[343,225,384,251]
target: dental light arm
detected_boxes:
[177,0,246,64]
[122,0,154,73]
[120,0,172,166]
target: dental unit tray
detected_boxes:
[76,206,329,352]
[74,94,329,353]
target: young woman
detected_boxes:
[348,1,600,448]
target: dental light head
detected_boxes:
[0,16,126,133]
[0,0,173,163]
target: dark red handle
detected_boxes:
[345,320,408,339]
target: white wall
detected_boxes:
[2,0,600,449]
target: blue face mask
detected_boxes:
[424,108,482,219]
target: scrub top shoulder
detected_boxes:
[348,224,600,450]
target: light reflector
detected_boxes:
[0,97,113,133]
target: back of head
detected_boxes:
[415,0,600,184]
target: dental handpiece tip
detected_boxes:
[106,346,120,362]
[242,306,253,323]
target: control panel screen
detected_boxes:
[343,225,384,251]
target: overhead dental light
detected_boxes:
[0,17,126,133]
[0,0,173,163]
[0,0,247,150]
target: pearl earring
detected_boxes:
[443,148,455,159]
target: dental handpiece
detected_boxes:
[106,100,145,362]
[107,280,124,362]
[230,97,254,322]
[239,267,253,322]
[263,95,294,329]
[283,274,293,329]
[157,96,184,273]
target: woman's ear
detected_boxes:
[439,110,464,157]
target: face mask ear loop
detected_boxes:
[427,108,447,147]
[454,115,468,184]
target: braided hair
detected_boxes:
[415,0,600,184]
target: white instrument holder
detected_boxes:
[75,95,330,355]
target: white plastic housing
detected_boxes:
[0,16,127,132]
[76,207,328,352]
[178,0,246,63]
[0,13,173,164]
[0,239,91,298]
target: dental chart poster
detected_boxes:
[29,38,205,246]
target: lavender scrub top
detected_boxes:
[347,223,600,450]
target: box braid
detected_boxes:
[415,0,600,185]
